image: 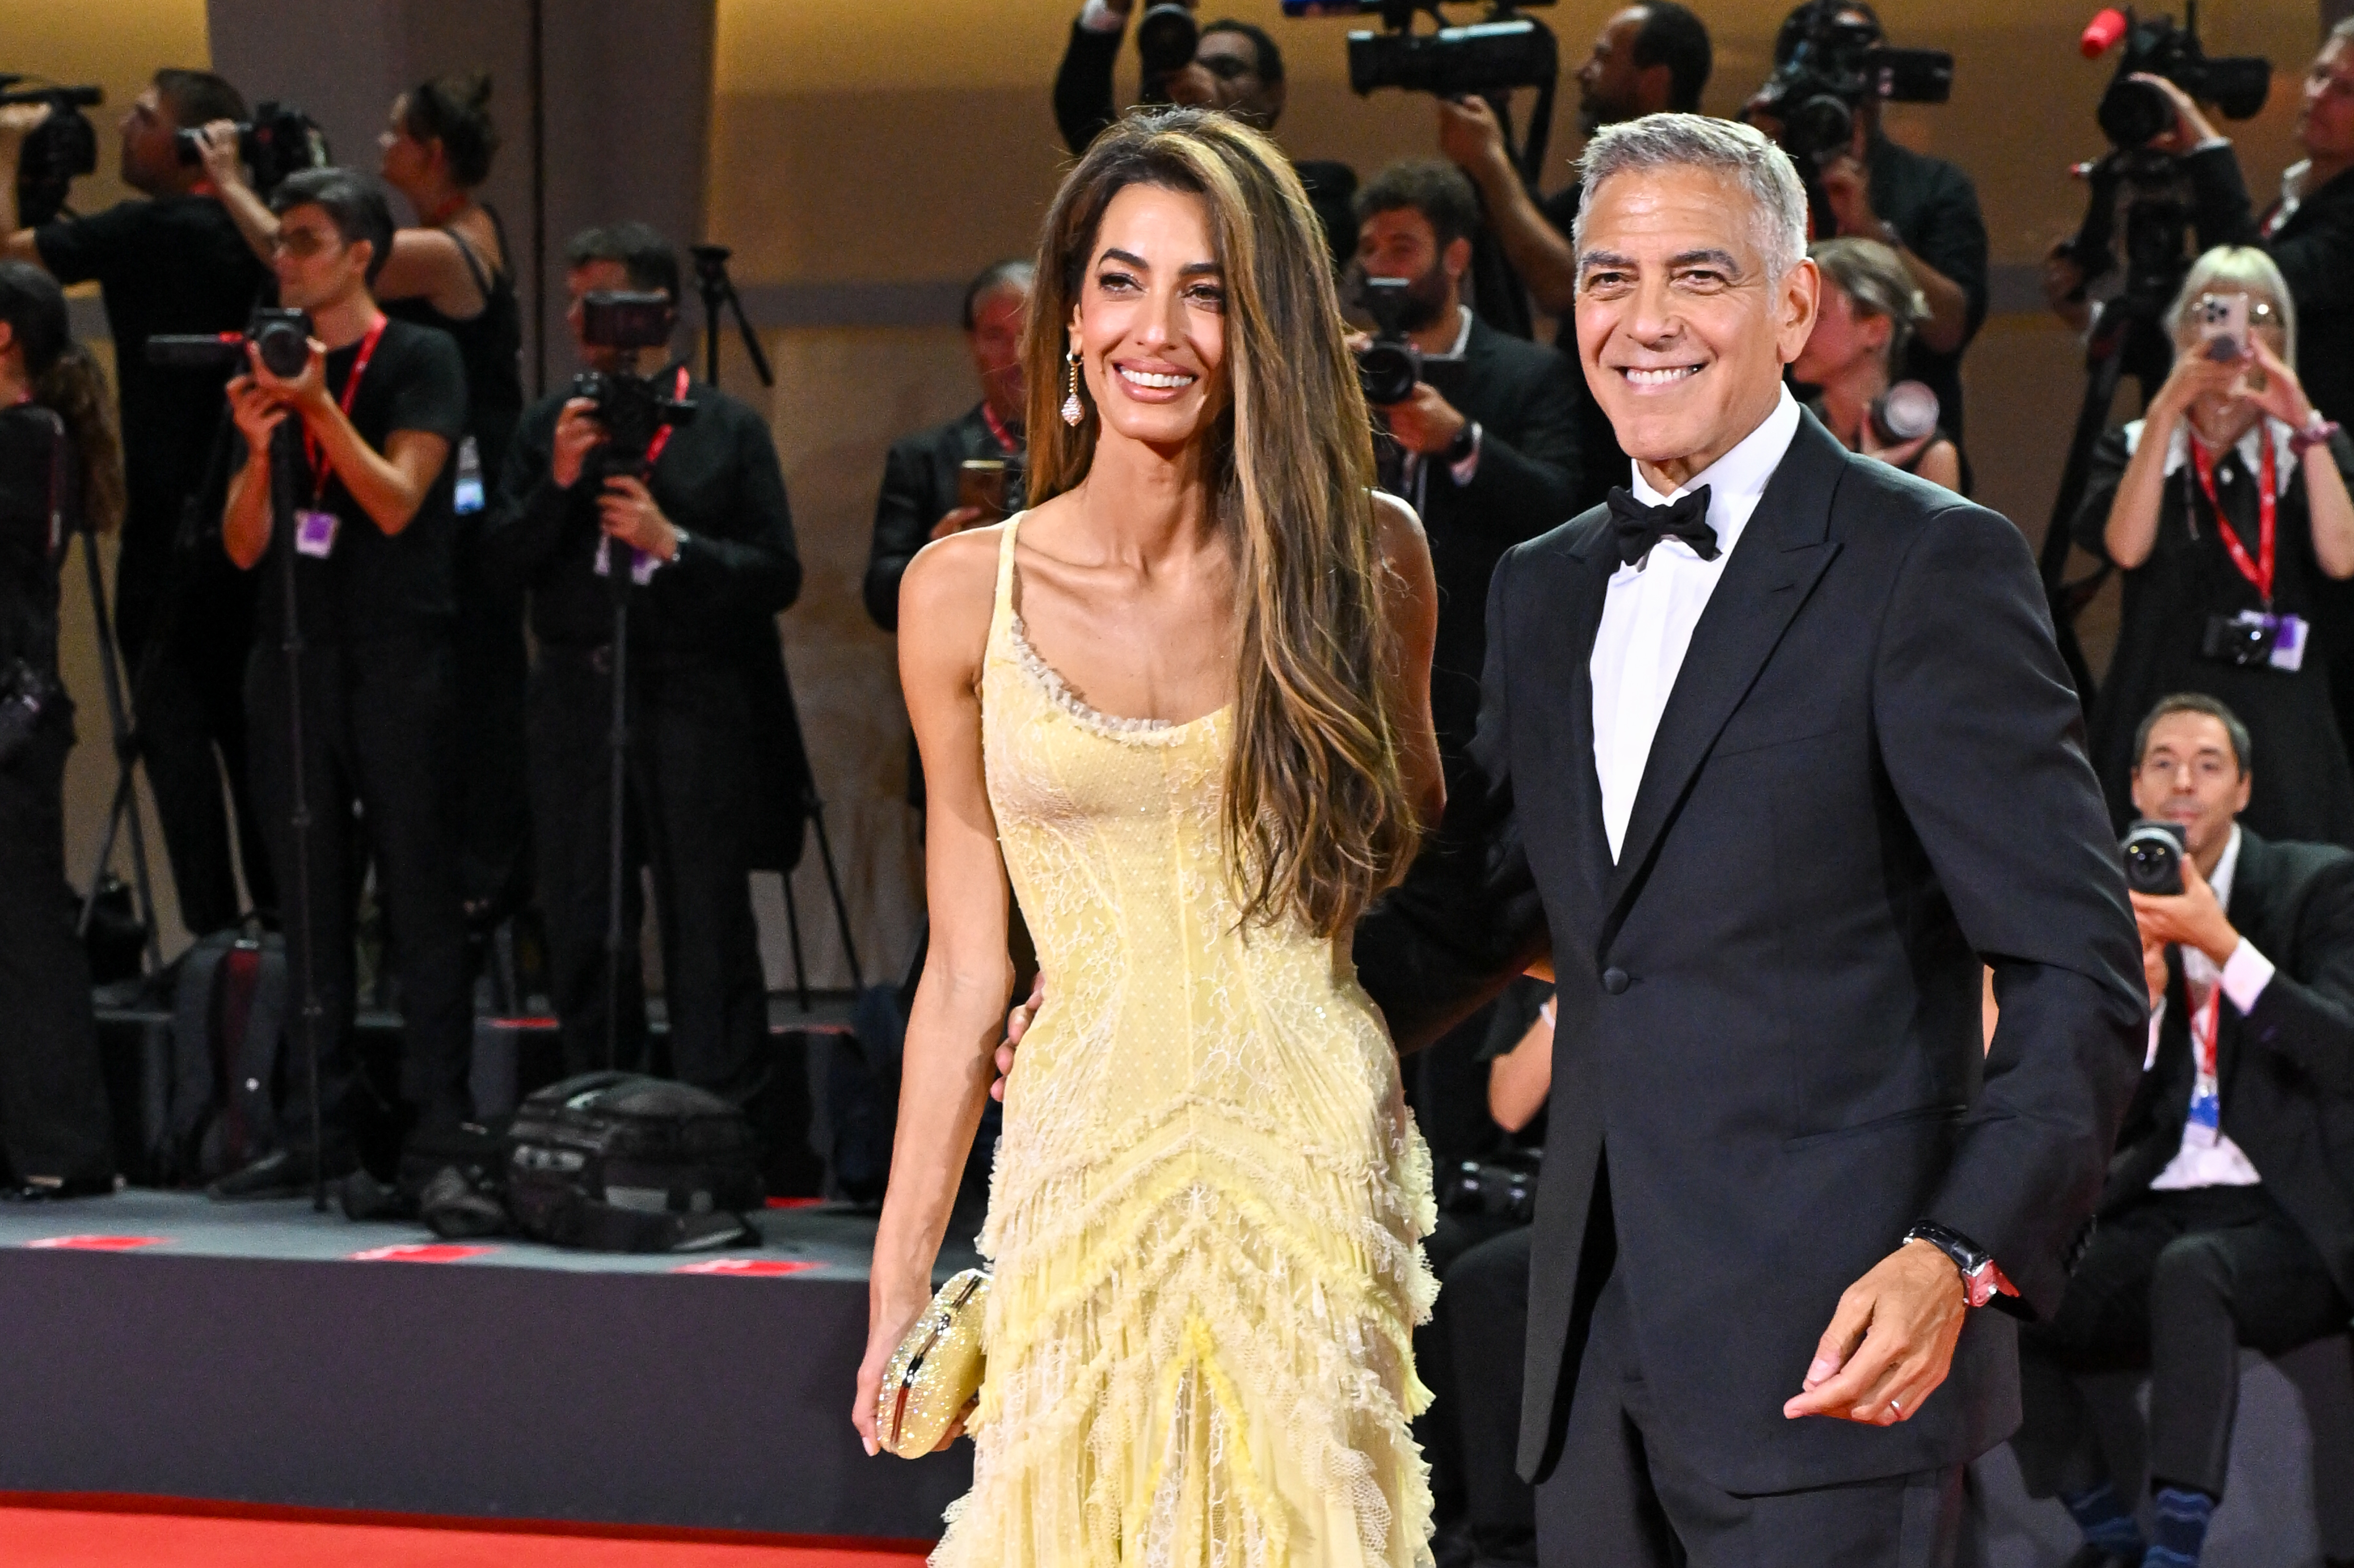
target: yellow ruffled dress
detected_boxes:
[933,517,1438,1568]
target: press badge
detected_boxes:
[2183,1089,2222,1149]
[453,434,485,516]
[2270,612,2310,672]
[294,508,339,558]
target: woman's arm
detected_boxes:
[2103,352,2236,570]
[2240,337,2354,580]
[1374,491,1446,831]
[373,227,491,318]
[1914,439,1962,495]
[196,122,279,265]
[1486,998,1554,1134]
[852,526,1013,1456]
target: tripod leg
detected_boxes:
[78,771,131,939]
[807,797,863,990]
[77,527,164,971]
[782,871,810,1014]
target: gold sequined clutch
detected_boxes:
[876,1268,989,1458]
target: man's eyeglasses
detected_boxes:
[2137,754,2236,784]
[270,229,342,260]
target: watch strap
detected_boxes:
[1902,1220,2017,1308]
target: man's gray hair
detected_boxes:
[1573,114,1809,281]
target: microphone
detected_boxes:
[2079,7,2129,60]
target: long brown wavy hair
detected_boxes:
[1023,107,1418,939]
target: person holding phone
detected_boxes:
[2072,245,2354,849]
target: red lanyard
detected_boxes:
[980,400,1018,457]
[2189,431,2276,606]
[305,315,386,503]
[640,366,690,470]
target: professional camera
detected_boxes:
[172,101,330,198]
[1439,1153,1540,1223]
[145,306,314,379]
[2122,818,2187,896]
[2079,5,2268,151]
[1287,0,1559,99]
[1354,275,1422,406]
[1136,3,1201,78]
[570,290,696,478]
[1750,1,1953,166]
[1,78,103,228]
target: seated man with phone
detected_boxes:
[2010,692,2354,1568]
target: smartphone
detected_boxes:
[959,459,1009,521]
[2197,291,2249,364]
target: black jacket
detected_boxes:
[1864,133,1988,446]
[2187,146,2354,429]
[1354,413,2146,1494]
[864,403,1021,632]
[1403,314,1582,767]
[2109,828,2354,1298]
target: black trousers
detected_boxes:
[2013,1183,2349,1501]
[1536,1271,1972,1568]
[527,647,769,1106]
[245,635,473,1154]
[1446,1223,1538,1561]
[0,719,114,1184]
[449,523,529,915]
[118,536,271,936]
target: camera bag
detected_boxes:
[502,1071,763,1253]
[165,922,288,1183]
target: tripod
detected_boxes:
[71,508,164,976]
[688,242,864,1008]
[2038,151,2196,705]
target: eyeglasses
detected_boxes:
[2137,754,2237,784]
[270,229,342,260]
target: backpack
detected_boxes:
[165,923,289,1183]
[502,1072,763,1252]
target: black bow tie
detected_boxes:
[1608,485,1718,567]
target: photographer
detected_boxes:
[203,73,529,928]
[0,262,118,1202]
[1438,2,1711,514]
[0,69,273,938]
[214,169,472,1199]
[1354,160,1580,772]
[1052,2,1358,268]
[2013,693,2354,1568]
[1748,2,1988,447]
[486,224,800,1106]
[1791,236,1961,489]
[2071,247,2354,848]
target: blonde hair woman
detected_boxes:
[2072,245,2354,843]
[1792,236,1961,491]
[852,107,1447,1568]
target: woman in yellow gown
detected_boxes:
[853,108,1447,1568]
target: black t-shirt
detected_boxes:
[244,316,468,643]
[36,197,269,557]
[1862,134,1988,445]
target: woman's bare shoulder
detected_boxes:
[898,523,1009,676]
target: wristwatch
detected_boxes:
[2291,413,2343,461]
[1902,1221,2013,1308]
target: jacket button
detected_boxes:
[1602,967,1629,995]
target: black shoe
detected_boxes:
[0,1174,118,1202]
[207,1149,349,1201]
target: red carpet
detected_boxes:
[0,1498,932,1566]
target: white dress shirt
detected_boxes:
[2149,825,2276,1189]
[1590,386,1804,860]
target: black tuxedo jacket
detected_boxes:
[863,403,1020,634]
[1410,315,1582,768]
[2109,829,2354,1297]
[1355,413,2146,1494]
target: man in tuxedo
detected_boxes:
[2011,694,2354,1568]
[1352,113,2147,1563]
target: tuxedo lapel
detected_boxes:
[1602,417,1847,925]
[1548,524,1618,913]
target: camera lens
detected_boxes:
[1137,4,1200,78]
[1358,343,1420,408]
[253,320,311,380]
[2098,76,2173,149]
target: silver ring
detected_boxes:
[1888,1398,1902,1415]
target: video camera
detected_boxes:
[2077,5,2269,151]
[172,101,330,198]
[1355,275,1422,406]
[145,307,314,379]
[1,77,103,228]
[1751,1,1953,167]
[569,291,695,478]
[1285,0,1558,100]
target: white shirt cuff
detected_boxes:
[1079,0,1125,32]
[2145,1001,2164,1071]
[2220,938,2275,1014]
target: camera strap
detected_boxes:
[640,366,691,472]
[303,314,387,504]
[980,400,1017,458]
[2186,978,2224,1138]
[2189,432,2275,606]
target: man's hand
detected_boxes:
[1782,1240,1969,1425]
[1857,421,1933,472]
[1382,381,1469,456]
[247,337,333,419]
[2144,936,2172,1013]
[598,475,679,560]
[1436,96,1514,186]
[195,119,247,191]
[931,505,988,543]
[2130,854,2240,968]
[992,971,1045,1104]
[1817,124,1880,240]
[551,398,606,490]
[226,373,288,455]
[2131,72,2221,155]
[2043,238,2091,333]
[0,103,52,145]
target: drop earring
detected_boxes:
[1061,348,1085,427]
